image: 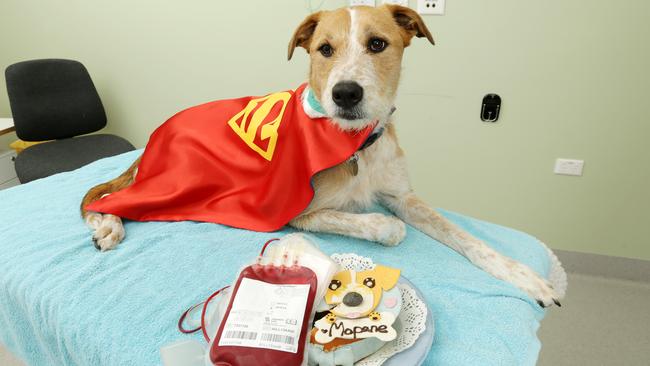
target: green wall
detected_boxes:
[1,0,648,260]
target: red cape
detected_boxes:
[86,84,373,231]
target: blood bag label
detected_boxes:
[218,278,310,353]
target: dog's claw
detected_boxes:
[536,298,562,308]
[553,299,562,307]
[92,237,101,250]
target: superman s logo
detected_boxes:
[227,91,292,161]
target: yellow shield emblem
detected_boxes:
[227,91,292,161]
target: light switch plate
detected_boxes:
[383,0,409,6]
[350,0,376,6]
[417,0,445,15]
[554,158,584,176]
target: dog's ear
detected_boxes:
[385,4,434,47]
[288,11,323,60]
[373,265,401,291]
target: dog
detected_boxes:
[80,5,560,307]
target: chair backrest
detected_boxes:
[5,59,107,141]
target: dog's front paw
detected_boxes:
[507,262,561,308]
[367,214,406,246]
[90,214,125,252]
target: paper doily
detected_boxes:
[331,252,376,271]
[330,253,430,366]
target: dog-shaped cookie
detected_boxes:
[314,265,401,344]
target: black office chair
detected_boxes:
[5,59,135,183]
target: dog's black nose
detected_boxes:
[342,292,363,307]
[332,81,363,109]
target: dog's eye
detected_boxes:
[368,38,387,53]
[363,277,376,288]
[329,279,341,291]
[319,43,334,58]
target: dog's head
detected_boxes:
[325,265,400,319]
[288,5,434,131]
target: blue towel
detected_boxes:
[0,150,556,365]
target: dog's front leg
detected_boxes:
[380,191,560,307]
[290,209,406,246]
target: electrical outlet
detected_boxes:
[554,159,584,176]
[350,0,375,6]
[417,0,445,15]
[383,0,409,6]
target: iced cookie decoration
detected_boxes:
[313,265,402,344]
[307,256,429,366]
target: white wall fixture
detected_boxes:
[350,0,376,6]
[417,0,445,15]
[554,158,585,176]
[383,0,409,6]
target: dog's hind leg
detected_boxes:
[289,209,407,246]
[379,191,561,307]
[80,157,141,251]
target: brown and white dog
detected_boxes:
[81,5,560,307]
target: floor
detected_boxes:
[2,272,649,366]
[537,272,650,366]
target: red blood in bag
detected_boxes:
[210,264,317,366]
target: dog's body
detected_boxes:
[81,5,560,307]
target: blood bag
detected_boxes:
[209,234,338,366]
